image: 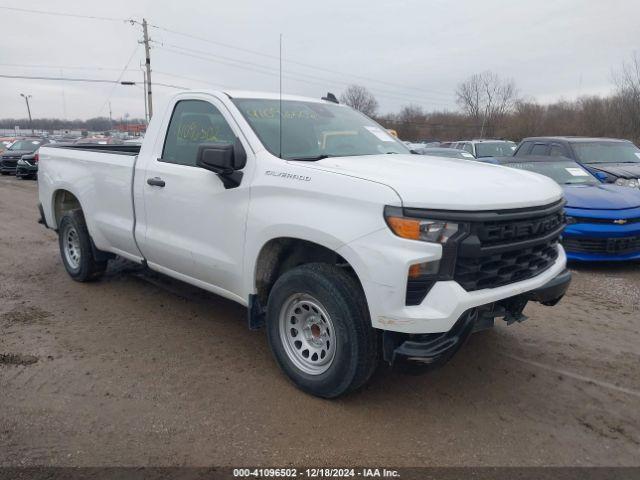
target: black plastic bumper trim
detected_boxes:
[524,269,571,304]
[385,309,477,367]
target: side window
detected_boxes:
[162,100,236,167]
[462,143,473,154]
[530,143,550,155]
[549,144,567,157]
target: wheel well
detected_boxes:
[254,238,360,304]
[53,190,81,228]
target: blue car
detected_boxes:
[478,155,640,262]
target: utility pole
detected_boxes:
[109,101,113,130]
[141,66,148,124]
[20,93,34,135]
[141,18,153,119]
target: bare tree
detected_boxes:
[340,85,379,117]
[456,71,518,137]
[613,52,640,141]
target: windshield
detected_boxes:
[505,160,599,186]
[9,139,43,151]
[232,98,410,159]
[475,141,517,158]
[572,141,640,164]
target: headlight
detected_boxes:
[384,206,459,244]
[615,178,640,188]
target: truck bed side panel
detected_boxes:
[38,146,142,261]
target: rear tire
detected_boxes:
[266,263,378,398]
[58,210,107,282]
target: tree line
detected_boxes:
[341,53,640,144]
[0,117,146,133]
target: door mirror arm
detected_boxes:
[196,139,246,189]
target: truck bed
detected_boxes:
[39,144,141,262]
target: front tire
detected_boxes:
[58,210,107,282]
[266,263,377,398]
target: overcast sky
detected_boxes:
[0,0,638,120]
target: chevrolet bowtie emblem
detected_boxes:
[613,219,628,225]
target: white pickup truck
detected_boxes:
[38,90,571,397]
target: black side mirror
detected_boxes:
[196,138,246,189]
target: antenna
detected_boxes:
[279,33,283,159]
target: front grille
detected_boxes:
[400,201,565,304]
[563,236,640,255]
[455,241,559,291]
[571,216,640,225]
[0,159,18,168]
[452,201,564,292]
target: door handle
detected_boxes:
[147,177,165,187]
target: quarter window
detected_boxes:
[162,100,236,166]
[516,141,533,155]
[530,143,549,155]
[549,144,567,157]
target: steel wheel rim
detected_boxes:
[63,224,81,270]
[278,293,336,375]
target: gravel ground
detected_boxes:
[0,176,639,467]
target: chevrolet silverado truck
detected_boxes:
[38,90,571,398]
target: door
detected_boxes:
[137,98,252,299]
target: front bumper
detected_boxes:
[0,163,17,173]
[15,160,38,177]
[563,220,640,261]
[385,269,571,366]
[340,226,568,334]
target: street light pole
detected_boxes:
[20,93,33,135]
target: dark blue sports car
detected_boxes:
[478,155,640,262]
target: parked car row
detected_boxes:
[513,136,640,189]
[407,135,640,262]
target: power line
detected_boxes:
[160,41,454,104]
[0,5,127,22]
[0,73,133,84]
[0,62,137,72]
[96,45,141,117]
[149,22,454,99]
[1,6,455,106]
[0,73,183,89]
[157,45,455,108]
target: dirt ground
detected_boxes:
[0,175,639,467]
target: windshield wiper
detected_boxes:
[287,155,330,162]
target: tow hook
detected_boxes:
[501,296,529,325]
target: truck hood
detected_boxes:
[584,162,640,179]
[304,154,563,210]
[563,184,640,210]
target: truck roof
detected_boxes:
[221,90,335,104]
